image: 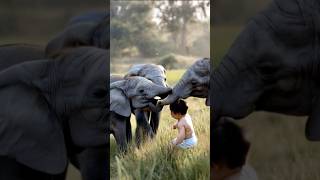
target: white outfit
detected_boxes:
[172,114,197,149]
[173,136,198,149]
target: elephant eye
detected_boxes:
[139,89,144,93]
[191,80,197,85]
[164,78,167,81]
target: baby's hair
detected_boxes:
[169,99,188,115]
[211,117,250,169]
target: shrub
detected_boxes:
[158,54,179,70]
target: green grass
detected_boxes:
[110,69,210,180]
[166,69,186,86]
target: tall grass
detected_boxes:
[110,70,210,179]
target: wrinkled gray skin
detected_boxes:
[125,64,168,145]
[110,75,132,150]
[46,11,109,57]
[212,0,320,141]
[110,75,171,149]
[45,11,110,180]
[0,11,110,180]
[0,46,108,180]
[158,58,210,107]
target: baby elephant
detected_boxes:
[110,76,172,150]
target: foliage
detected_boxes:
[110,1,170,58]
[158,54,179,70]
[154,1,209,53]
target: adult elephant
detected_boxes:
[157,58,210,107]
[46,11,109,57]
[0,47,108,179]
[125,64,168,145]
[211,0,320,141]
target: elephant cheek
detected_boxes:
[69,110,107,147]
[131,97,147,109]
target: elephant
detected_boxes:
[211,0,320,142]
[0,46,108,179]
[157,58,210,107]
[110,75,172,149]
[46,11,109,57]
[0,44,45,69]
[0,43,110,180]
[125,64,168,145]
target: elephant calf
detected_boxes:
[125,64,169,146]
[110,76,172,150]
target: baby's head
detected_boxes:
[211,117,250,179]
[169,99,188,120]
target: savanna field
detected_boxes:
[214,26,320,180]
[110,69,210,180]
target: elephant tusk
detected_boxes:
[154,96,161,100]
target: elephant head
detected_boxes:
[0,47,108,174]
[211,0,320,140]
[125,64,168,88]
[158,58,210,106]
[110,76,172,116]
[45,11,109,57]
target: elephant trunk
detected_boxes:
[158,71,190,106]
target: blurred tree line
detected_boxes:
[213,0,271,25]
[110,0,210,59]
[0,0,106,44]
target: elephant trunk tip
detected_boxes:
[158,94,179,106]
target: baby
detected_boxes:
[211,117,258,180]
[169,99,197,149]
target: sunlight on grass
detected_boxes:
[110,69,210,179]
[166,69,185,86]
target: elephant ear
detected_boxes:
[0,61,67,174]
[45,22,98,57]
[110,88,131,117]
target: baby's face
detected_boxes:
[170,111,180,120]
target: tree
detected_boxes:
[110,1,169,57]
[153,0,209,53]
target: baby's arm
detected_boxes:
[172,125,185,145]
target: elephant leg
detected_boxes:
[305,97,320,141]
[134,109,154,147]
[150,111,161,134]
[126,118,132,144]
